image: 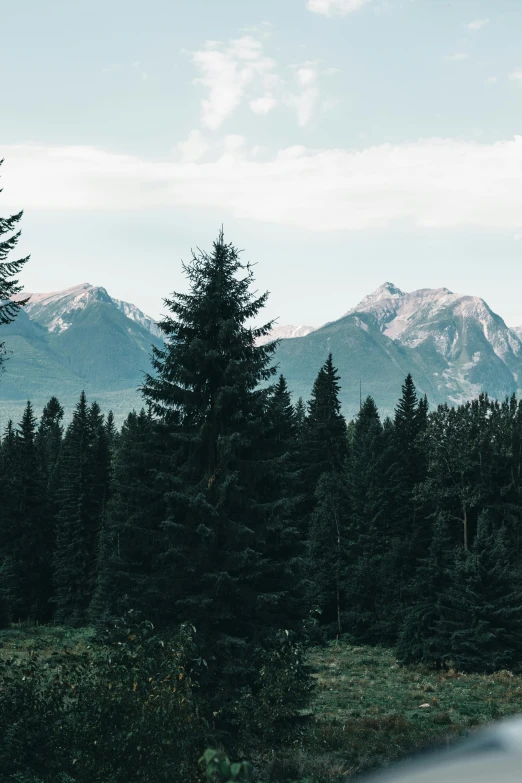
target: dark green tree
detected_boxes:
[344,396,397,643]
[308,471,350,638]
[396,515,454,667]
[433,513,522,673]
[91,409,166,624]
[88,401,112,521]
[52,392,99,625]
[0,159,30,371]
[303,354,348,487]
[141,230,310,736]
[0,403,50,621]
[0,421,16,625]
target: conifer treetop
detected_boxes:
[142,229,278,421]
[0,159,30,327]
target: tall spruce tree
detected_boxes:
[0,421,16,625]
[36,397,64,486]
[141,230,309,732]
[303,354,348,487]
[0,159,30,371]
[88,401,112,522]
[308,471,350,638]
[392,375,428,545]
[52,392,99,625]
[294,396,306,434]
[344,396,392,643]
[303,356,349,637]
[0,404,50,621]
[91,409,166,623]
[396,515,454,667]
[433,513,522,673]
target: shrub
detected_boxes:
[0,612,203,782]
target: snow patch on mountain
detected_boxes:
[257,324,316,345]
[14,283,162,339]
[346,281,522,401]
[112,298,163,338]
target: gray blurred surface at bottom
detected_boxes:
[361,716,522,782]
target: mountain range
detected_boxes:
[1,283,164,426]
[1,281,522,425]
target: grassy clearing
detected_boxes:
[304,642,522,779]
[0,623,94,661]
[2,628,522,780]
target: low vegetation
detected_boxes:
[2,625,522,782]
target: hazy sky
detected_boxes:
[3,0,522,326]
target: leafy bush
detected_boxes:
[199,748,312,783]
[0,612,203,782]
[238,631,314,747]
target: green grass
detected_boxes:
[0,623,94,661]
[2,628,522,781]
[304,641,522,779]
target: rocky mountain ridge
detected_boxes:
[2,280,522,424]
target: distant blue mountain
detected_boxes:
[0,283,164,426]
[1,281,521,427]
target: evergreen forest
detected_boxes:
[3,174,522,781]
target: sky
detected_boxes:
[2,0,522,327]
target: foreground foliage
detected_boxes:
[3,628,522,782]
[0,615,202,783]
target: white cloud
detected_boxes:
[285,64,320,127]
[444,53,469,61]
[177,130,210,163]
[485,76,497,85]
[223,135,246,152]
[249,95,278,114]
[509,70,522,82]
[190,36,281,129]
[7,135,522,232]
[467,18,489,30]
[306,0,371,17]
[190,38,336,129]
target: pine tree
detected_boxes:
[344,396,395,643]
[88,401,112,521]
[0,403,50,621]
[91,409,166,623]
[434,513,522,673]
[36,397,64,488]
[300,355,349,637]
[141,230,309,732]
[396,515,454,667]
[104,409,119,453]
[52,392,99,625]
[392,375,428,541]
[308,471,350,638]
[0,159,30,371]
[294,397,306,436]
[393,375,427,485]
[303,354,348,486]
[0,420,18,623]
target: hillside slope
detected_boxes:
[1,284,163,425]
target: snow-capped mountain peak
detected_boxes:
[13,283,161,338]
